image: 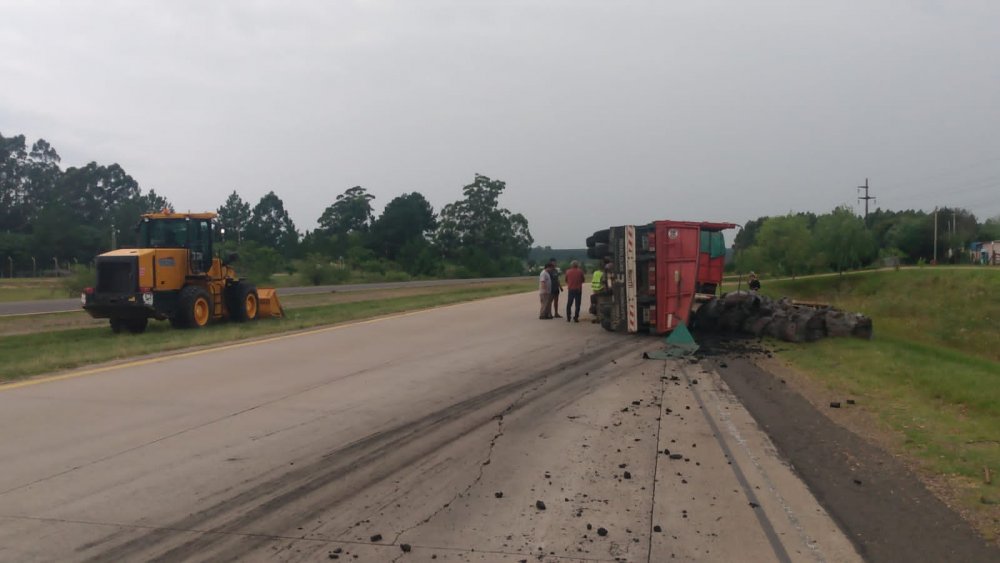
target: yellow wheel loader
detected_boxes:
[82,211,282,333]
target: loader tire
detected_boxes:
[177,285,212,329]
[229,282,259,322]
[126,318,148,334]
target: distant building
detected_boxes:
[970,241,1000,265]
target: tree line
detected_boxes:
[0,132,533,281]
[734,205,1000,277]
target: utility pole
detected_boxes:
[933,208,938,264]
[857,178,876,219]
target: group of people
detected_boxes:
[538,258,613,323]
[538,259,586,321]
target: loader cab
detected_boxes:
[137,214,215,274]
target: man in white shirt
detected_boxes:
[538,263,554,319]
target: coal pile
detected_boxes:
[693,291,872,343]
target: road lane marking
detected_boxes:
[679,362,794,563]
[0,295,525,392]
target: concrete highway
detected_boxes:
[0,277,530,317]
[0,291,859,562]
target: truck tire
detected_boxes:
[110,318,124,333]
[599,302,614,332]
[177,285,212,329]
[126,317,148,334]
[585,235,595,248]
[588,242,610,259]
[228,282,259,322]
[593,229,610,244]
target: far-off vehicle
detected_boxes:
[83,211,282,333]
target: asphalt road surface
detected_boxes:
[0,292,859,562]
[0,277,529,317]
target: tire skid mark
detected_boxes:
[83,338,638,562]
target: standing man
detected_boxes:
[564,260,585,322]
[538,262,554,319]
[590,258,611,323]
[548,259,563,318]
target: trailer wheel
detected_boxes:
[109,318,124,333]
[177,285,212,328]
[599,302,614,332]
[126,318,148,334]
[229,282,259,322]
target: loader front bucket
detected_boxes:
[256,288,284,318]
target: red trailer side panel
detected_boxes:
[653,221,702,334]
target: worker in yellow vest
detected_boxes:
[589,258,611,322]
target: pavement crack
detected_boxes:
[645,362,669,563]
[389,367,554,547]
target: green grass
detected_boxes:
[0,278,66,302]
[764,268,1000,536]
[0,281,533,382]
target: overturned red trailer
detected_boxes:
[586,220,738,334]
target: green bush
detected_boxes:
[60,265,96,296]
[382,270,411,282]
[297,254,350,285]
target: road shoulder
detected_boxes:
[708,349,1000,562]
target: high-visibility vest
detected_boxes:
[591,270,604,292]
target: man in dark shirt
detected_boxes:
[548,259,563,318]
[564,260,585,322]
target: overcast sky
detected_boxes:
[2,0,998,247]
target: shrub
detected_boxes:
[60,265,96,296]
[297,254,350,285]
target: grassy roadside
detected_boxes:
[762,269,999,539]
[0,278,65,302]
[0,281,533,382]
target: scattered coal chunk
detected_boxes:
[495,491,504,498]
[669,453,683,460]
[587,523,593,530]
[400,544,412,552]
[749,502,760,508]
[370,534,383,542]
[536,500,547,510]
[853,478,863,485]
[829,401,842,408]
[847,399,856,405]
[653,525,663,533]
[623,471,632,479]
[597,527,608,536]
